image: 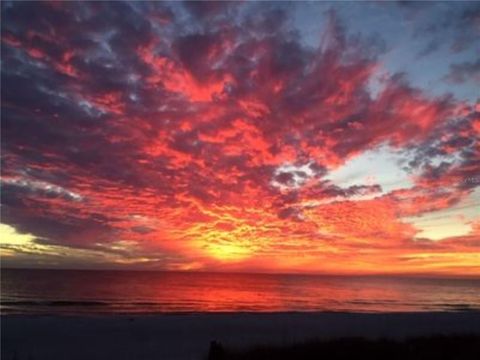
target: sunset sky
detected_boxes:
[1,1,479,275]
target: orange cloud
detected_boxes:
[1,1,479,276]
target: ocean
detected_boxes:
[1,269,479,315]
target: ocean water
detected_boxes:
[1,269,479,314]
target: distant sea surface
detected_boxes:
[1,269,479,315]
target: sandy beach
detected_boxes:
[2,312,480,360]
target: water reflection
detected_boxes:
[1,269,479,314]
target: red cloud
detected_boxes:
[1,2,479,274]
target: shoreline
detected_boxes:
[2,309,480,316]
[3,312,480,360]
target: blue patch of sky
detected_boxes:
[292,1,478,103]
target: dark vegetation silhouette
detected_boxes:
[208,340,226,360]
[206,335,480,360]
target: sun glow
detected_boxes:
[194,228,255,262]
[206,242,253,262]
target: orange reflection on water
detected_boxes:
[2,269,479,314]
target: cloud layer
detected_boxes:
[1,1,479,274]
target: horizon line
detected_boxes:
[2,266,479,280]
